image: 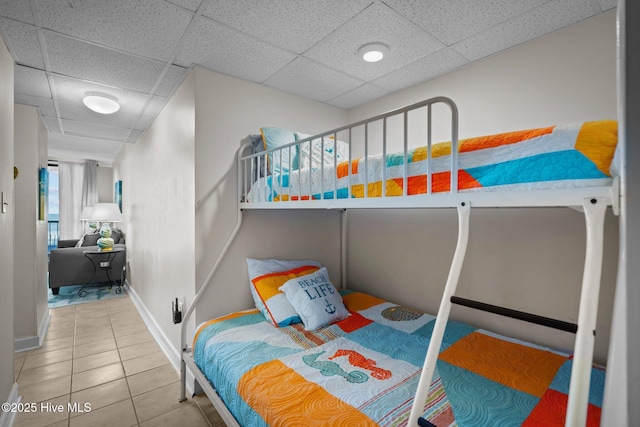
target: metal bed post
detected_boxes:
[180,142,251,403]
[565,197,607,426]
[408,201,470,427]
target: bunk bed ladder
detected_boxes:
[408,197,608,427]
[408,201,470,427]
[566,197,607,427]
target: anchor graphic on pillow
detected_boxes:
[324,299,336,314]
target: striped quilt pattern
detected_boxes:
[247,120,617,202]
[193,291,605,426]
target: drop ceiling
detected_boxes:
[0,0,617,164]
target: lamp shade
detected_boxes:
[89,203,123,222]
[79,206,94,221]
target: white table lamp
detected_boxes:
[89,203,123,251]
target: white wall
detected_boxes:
[192,67,347,323]
[113,71,196,358]
[0,34,16,424]
[97,166,114,203]
[13,104,49,351]
[345,11,618,363]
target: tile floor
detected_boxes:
[13,294,227,427]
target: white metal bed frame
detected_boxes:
[180,96,619,427]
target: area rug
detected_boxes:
[48,283,127,308]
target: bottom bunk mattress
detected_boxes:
[192,291,605,427]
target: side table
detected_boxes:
[80,248,125,297]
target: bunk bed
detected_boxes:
[179,96,619,427]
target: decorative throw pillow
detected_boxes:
[260,127,298,173]
[296,132,349,170]
[279,267,349,330]
[246,258,322,327]
[75,232,100,247]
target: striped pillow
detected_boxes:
[246,258,321,327]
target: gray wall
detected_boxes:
[0,33,15,421]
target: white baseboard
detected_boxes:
[14,310,50,353]
[124,282,196,396]
[0,383,20,427]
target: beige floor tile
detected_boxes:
[49,306,76,318]
[42,327,75,341]
[74,324,112,337]
[74,330,114,346]
[115,330,154,348]
[112,322,148,337]
[69,398,137,427]
[118,340,162,361]
[193,393,227,427]
[46,320,76,333]
[122,350,169,376]
[29,336,74,355]
[13,394,70,427]
[15,293,226,426]
[71,363,125,393]
[70,378,130,414]
[126,364,179,397]
[72,350,121,374]
[17,360,73,387]
[74,338,117,358]
[139,401,210,427]
[132,381,187,422]
[20,375,71,403]
[22,347,73,370]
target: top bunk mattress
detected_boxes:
[246,120,618,203]
[192,290,605,427]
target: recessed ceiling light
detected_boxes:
[82,93,120,114]
[358,43,389,63]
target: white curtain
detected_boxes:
[59,161,98,240]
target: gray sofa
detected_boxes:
[48,229,126,295]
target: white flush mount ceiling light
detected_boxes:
[82,93,120,114]
[358,42,389,63]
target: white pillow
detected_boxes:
[296,133,349,170]
[279,267,349,330]
[246,258,322,327]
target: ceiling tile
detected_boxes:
[166,0,203,12]
[264,57,364,102]
[60,118,131,142]
[45,32,165,92]
[0,0,34,24]
[0,18,44,68]
[451,0,601,62]
[304,2,445,81]
[51,74,150,115]
[126,129,144,143]
[174,16,296,83]
[373,48,469,92]
[57,99,138,129]
[202,0,371,54]
[14,65,51,98]
[48,133,124,164]
[14,94,56,117]
[327,83,390,109]
[155,65,190,97]
[382,0,548,46]
[598,0,617,10]
[133,115,155,131]
[42,116,62,133]
[36,0,194,62]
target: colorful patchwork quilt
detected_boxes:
[246,120,617,202]
[193,291,605,426]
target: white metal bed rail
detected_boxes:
[238,96,459,208]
